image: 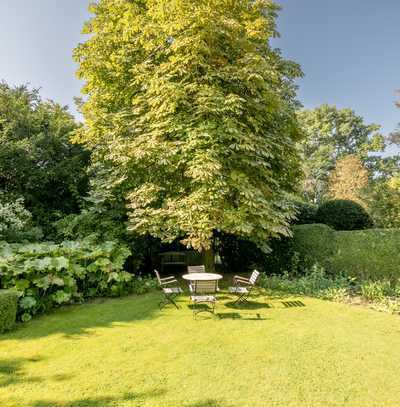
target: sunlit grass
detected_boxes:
[1,289,400,406]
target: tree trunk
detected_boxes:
[204,246,215,273]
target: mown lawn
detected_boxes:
[1,289,400,407]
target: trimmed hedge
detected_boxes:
[0,290,18,333]
[315,199,373,231]
[332,229,400,280]
[291,224,400,280]
[292,224,336,271]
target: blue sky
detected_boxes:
[0,0,399,155]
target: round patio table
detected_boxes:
[182,273,223,281]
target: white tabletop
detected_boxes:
[182,273,223,281]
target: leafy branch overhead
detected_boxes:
[74,0,304,251]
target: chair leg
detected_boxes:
[193,301,216,318]
[159,293,179,310]
[233,292,249,305]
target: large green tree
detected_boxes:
[0,82,89,233]
[74,0,303,252]
[297,104,386,203]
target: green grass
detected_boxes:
[1,289,400,407]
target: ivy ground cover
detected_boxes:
[1,291,400,407]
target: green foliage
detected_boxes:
[259,264,351,301]
[73,0,303,252]
[0,289,18,333]
[292,223,336,271]
[290,224,400,281]
[315,199,373,230]
[293,201,317,224]
[0,194,42,242]
[0,240,143,321]
[332,229,400,280]
[0,82,89,234]
[298,104,385,203]
[216,232,267,274]
[360,280,394,302]
[259,264,400,314]
[364,176,400,228]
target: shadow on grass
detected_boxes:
[186,399,235,407]
[0,356,44,388]
[217,312,267,321]
[224,300,273,310]
[281,300,306,308]
[30,389,166,407]
[1,292,163,342]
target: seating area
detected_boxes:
[154,267,261,318]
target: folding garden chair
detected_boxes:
[154,269,183,310]
[187,265,205,273]
[228,270,260,305]
[190,280,218,318]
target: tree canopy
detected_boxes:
[297,104,386,203]
[328,155,369,206]
[74,0,303,251]
[0,82,89,232]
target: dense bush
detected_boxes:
[259,264,351,302]
[259,266,400,314]
[293,201,317,225]
[332,229,400,280]
[315,199,373,230]
[291,224,400,281]
[0,195,42,242]
[0,240,156,321]
[0,289,18,333]
[0,82,89,235]
[216,232,268,274]
[292,224,336,272]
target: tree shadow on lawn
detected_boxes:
[216,312,268,321]
[0,356,45,388]
[186,399,236,407]
[224,300,273,310]
[1,292,164,342]
[29,389,167,407]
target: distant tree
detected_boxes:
[298,105,385,203]
[73,0,303,261]
[0,82,89,233]
[328,155,369,206]
[364,176,400,229]
[388,91,400,145]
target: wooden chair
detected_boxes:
[187,265,205,273]
[229,270,260,305]
[154,269,182,310]
[190,280,218,318]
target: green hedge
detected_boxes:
[292,224,400,280]
[0,290,18,333]
[332,229,400,280]
[292,224,336,271]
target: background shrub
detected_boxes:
[293,201,318,225]
[216,232,268,274]
[0,240,139,321]
[289,224,400,281]
[332,229,400,280]
[315,199,373,230]
[292,224,336,272]
[0,289,18,333]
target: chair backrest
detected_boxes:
[249,270,260,286]
[188,265,205,274]
[193,280,217,294]
[153,269,162,285]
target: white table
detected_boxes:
[182,273,223,281]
